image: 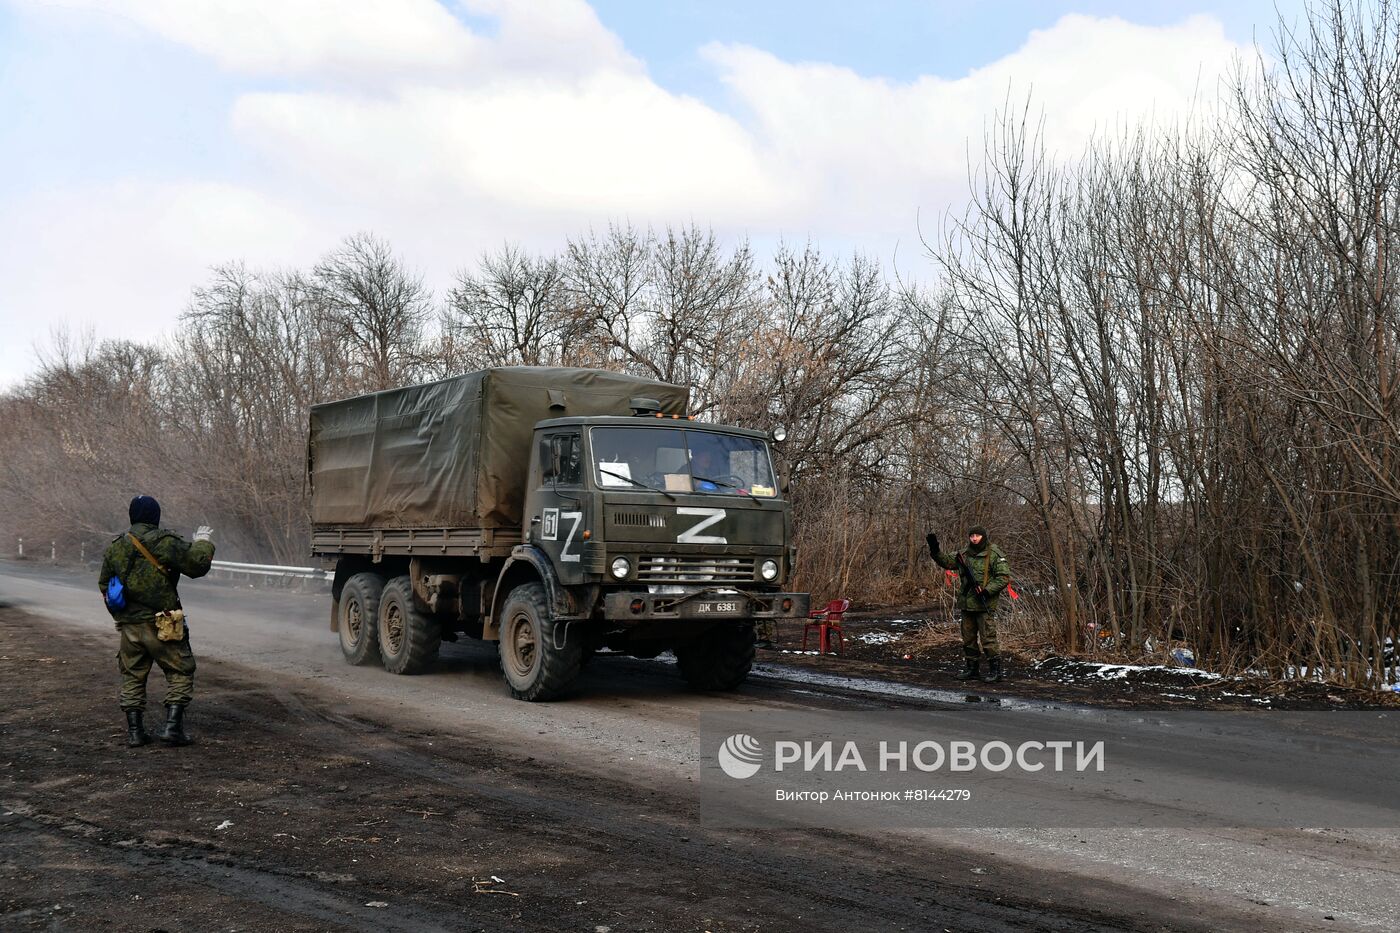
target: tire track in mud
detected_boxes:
[206,682,1261,933]
[0,802,474,933]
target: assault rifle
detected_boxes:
[955,550,990,608]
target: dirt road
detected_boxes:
[1,561,1394,931]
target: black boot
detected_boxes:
[981,658,1002,683]
[158,704,192,746]
[955,660,980,681]
[125,709,150,747]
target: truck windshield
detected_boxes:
[590,427,778,497]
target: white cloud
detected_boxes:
[230,75,792,218]
[701,13,1241,230]
[27,0,640,82]
[218,9,1244,238]
[0,3,1252,387]
[459,0,639,79]
[27,0,480,78]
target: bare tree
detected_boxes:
[313,233,431,390]
[445,245,573,368]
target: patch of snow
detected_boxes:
[1102,663,1206,680]
[1037,659,1223,681]
[1090,666,1134,680]
[214,820,233,831]
[855,631,900,645]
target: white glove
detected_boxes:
[193,525,214,543]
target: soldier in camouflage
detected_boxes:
[927,525,1011,683]
[98,495,215,746]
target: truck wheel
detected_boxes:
[675,622,756,691]
[378,576,441,675]
[338,573,384,666]
[499,582,581,701]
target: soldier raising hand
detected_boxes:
[98,495,215,747]
[927,525,1011,683]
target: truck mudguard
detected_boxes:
[485,544,592,639]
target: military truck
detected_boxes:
[308,367,808,701]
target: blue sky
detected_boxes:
[591,0,1299,88]
[0,0,1307,387]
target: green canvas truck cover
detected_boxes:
[308,367,688,529]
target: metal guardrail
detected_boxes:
[210,560,332,582]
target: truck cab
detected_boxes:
[494,414,808,699]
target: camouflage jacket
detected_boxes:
[98,523,215,625]
[932,543,1011,612]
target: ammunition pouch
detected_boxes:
[154,609,186,643]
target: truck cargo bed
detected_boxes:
[307,367,687,531]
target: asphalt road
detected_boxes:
[2,559,1397,931]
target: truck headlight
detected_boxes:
[610,556,631,579]
[760,559,779,581]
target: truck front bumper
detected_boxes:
[602,589,810,622]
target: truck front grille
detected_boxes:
[636,556,755,582]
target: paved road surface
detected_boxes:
[2,559,1395,931]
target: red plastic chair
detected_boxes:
[802,598,850,655]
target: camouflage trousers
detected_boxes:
[117,621,196,709]
[960,610,999,660]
